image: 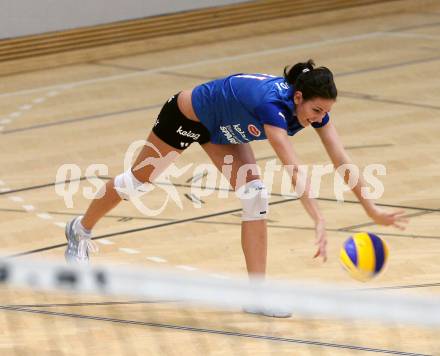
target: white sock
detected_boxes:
[75,216,92,237]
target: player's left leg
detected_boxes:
[202,142,291,318]
[201,142,268,277]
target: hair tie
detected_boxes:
[302,68,310,73]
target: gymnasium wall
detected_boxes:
[2,0,250,39]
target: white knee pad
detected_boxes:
[114,170,145,200]
[237,179,269,221]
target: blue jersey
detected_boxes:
[191,73,329,144]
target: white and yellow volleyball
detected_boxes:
[340,232,389,282]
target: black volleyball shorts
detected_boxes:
[152,93,211,150]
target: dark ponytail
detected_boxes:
[283,59,337,101]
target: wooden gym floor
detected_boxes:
[0,1,439,355]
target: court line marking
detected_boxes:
[0,31,392,99]
[0,176,99,195]
[97,239,115,245]
[339,90,440,111]
[176,265,198,271]
[146,256,167,263]
[1,176,438,213]
[163,69,440,112]
[8,196,24,203]
[344,143,395,150]
[0,22,440,98]
[342,230,440,241]
[337,55,440,78]
[0,207,176,223]
[36,213,53,220]
[388,20,440,33]
[159,70,213,81]
[380,31,440,40]
[3,194,438,289]
[0,306,430,356]
[1,24,440,100]
[363,282,440,291]
[8,198,440,259]
[88,61,145,72]
[3,53,440,135]
[118,248,140,254]
[6,198,297,258]
[194,221,440,241]
[3,300,178,308]
[0,179,66,230]
[1,104,161,134]
[1,205,438,241]
[2,177,438,247]
[5,59,440,136]
[338,211,434,231]
[208,273,231,280]
[0,90,64,132]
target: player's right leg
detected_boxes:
[64,132,183,264]
[64,92,208,264]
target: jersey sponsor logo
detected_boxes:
[233,124,249,141]
[176,126,200,141]
[247,124,261,137]
[220,125,242,144]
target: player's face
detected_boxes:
[294,92,335,127]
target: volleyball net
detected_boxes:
[0,256,439,356]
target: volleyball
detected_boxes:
[340,232,388,282]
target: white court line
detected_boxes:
[119,247,140,254]
[22,205,35,212]
[209,273,231,280]
[0,187,11,192]
[146,256,167,263]
[54,222,67,228]
[36,213,53,220]
[9,196,24,202]
[176,265,198,271]
[32,97,46,104]
[9,112,21,118]
[0,119,10,124]
[0,31,385,99]
[98,239,114,245]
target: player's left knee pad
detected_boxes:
[114,170,145,200]
[237,179,269,221]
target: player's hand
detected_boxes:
[313,219,327,262]
[368,207,409,230]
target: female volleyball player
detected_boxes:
[64,60,407,315]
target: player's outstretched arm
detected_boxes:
[315,121,408,230]
[265,124,327,261]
